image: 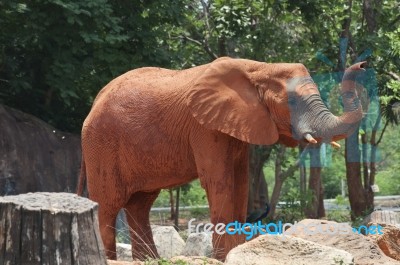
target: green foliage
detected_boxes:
[351,206,374,230]
[327,210,351,223]
[116,229,130,244]
[152,190,170,208]
[0,0,188,132]
[180,181,207,206]
[144,258,189,265]
[327,195,351,222]
[334,195,348,206]
[153,180,207,208]
[275,187,313,223]
[374,125,400,195]
[321,148,347,199]
[0,0,123,131]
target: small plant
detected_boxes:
[327,195,351,222]
[116,228,131,244]
[334,194,348,206]
[350,207,374,234]
[327,210,351,223]
[333,256,345,265]
[277,188,313,223]
[144,258,189,265]
[173,260,189,265]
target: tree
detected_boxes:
[284,0,400,219]
[0,0,188,132]
[341,0,400,219]
[248,145,272,214]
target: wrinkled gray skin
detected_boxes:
[288,62,366,144]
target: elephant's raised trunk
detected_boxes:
[294,62,366,143]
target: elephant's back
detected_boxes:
[92,67,178,105]
[84,64,208,133]
[93,64,207,102]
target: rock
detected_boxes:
[182,232,213,257]
[0,104,81,196]
[115,226,186,260]
[367,223,400,261]
[225,234,353,265]
[362,210,400,261]
[286,219,399,265]
[170,256,223,265]
[117,243,134,261]
[152,225,185,259]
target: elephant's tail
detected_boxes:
[76,154,86,196]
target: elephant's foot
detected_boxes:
[102,227,117,260]
[212,232,246,261]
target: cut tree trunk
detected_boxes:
[363,211,400,226]
[0,192,107,265]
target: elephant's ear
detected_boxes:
[187,58,279,145]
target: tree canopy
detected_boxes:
[1,0,399,132]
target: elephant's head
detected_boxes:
[187,57,365,147]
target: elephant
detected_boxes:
[77,57,366,260]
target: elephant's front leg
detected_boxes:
[233,144,249,222]
[192,134,248,260]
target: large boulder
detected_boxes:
[152,225,185,259]
[363,211,400,262]
[225,234,354,265]
[286,219,399,265]
[115,226,186,261]
[373,224,400,261]
[182,232,213,257]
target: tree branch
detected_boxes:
[279,144,311,180]
[178,35,218,59]
[200,0,212,36]
[376,119,389,145]
[337,0,353,71]
[385,71,400,81]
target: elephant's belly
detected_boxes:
[116,139,199,191]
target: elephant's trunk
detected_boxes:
[293,62,366,143]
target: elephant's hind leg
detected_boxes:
[124,190,161,260]
[97,202,123,260]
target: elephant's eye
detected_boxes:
[288,97,297,108]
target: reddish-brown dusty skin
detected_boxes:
[77,57,365,261]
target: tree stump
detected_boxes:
[0,192,107,265]
[363,210,400,225]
